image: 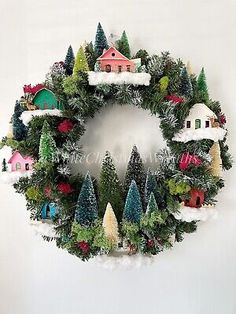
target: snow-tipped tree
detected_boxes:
[75,172,98,226]
[116,31,131,59]
[124,145,146,203]
[102,202,119,247]
[73,46,89,76]
[64,45,75,75]
[197,68,209,102]
[123,180,143,223]
[94,22,108,58]
[12,100,27,141]
[84,41,96,71]
[39,120,57,163]
[98,151,123,222]
[179,67,193,98]
[146,192,159,213]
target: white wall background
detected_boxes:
[1,0,236,313]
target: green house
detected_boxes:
[32,88,64,110]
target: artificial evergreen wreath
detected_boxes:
[0,23,232,263]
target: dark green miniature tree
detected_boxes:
[197,68,209,102]
[39,120,57,163]
[179,67,193,98]
[134,49,149,66]
[98,151,123,222]
[2,158,7,172]
[116,31,131,59]
[123,180,143,223]
[75,172,98,226]
[124,145,146,203]
[84,41,97,71]
[144,169,158,206]
[64,45,75,75]
[12,100,27,141]
[94,22,108,58]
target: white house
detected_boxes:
[184,103,216,130]
[173,103,226,143]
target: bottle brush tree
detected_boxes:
[75,172,98,226]
[12,100,27,141]
[179,67,193,98]
[98,151,123,222]
[116,31,131,59]
[123,180,143,223]
[102,202,119,247]
[2,158,7,172]
[39,120,57,163]
[73,46,89,76]
[94,22,108,58]
[197,67,209,103]
[64,45,75,75]
[124,145,146,204]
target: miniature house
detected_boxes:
[184,189,205,208]
[97,47,138,73]
[184,103,217,130]
[32,88,63,110]
[41,202,57,220]
[8,151,34,172]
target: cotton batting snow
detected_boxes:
[0,171,32,184]
[88,71,151,86]
[29,220,59,238]
[92,250,154,270]
[20,109,62,126]
[173,205,218,222]
[172,127,226,143]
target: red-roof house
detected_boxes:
[8,151,34,172]
[97,47,136,73]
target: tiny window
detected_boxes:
[25,163,29,171]
[205,120,210,128]
[118,65,122,72]
[16,162,21,171]
[111,52,115,57]
[127,65,131,72]
[186,121,191,128]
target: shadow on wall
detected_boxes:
[70,104,166,178]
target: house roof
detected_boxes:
[32,88,56,102]
[186,103,216,121]
[97,47,130,61]
[8,151,33,164]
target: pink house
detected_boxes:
[97,47,136,73]
[8,151,34,172]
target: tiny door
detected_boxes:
[105,64,111,72]
[25,163,29,171]
[195,119,201,129]
[126,65,131,72]
[118,65,122,72]
[196,196,201,207]
[46,204,51,218]
[16,162,21,171]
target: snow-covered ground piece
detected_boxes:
[172,127,226,143]
[88,71,151,86]
[92,249,154,270]
[29,220,59,238]
[20,109,62,126]
[173,205,218,222]
[0,171,32,184]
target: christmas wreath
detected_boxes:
[0,23,232,264]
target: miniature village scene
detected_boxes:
[0,23,231,261]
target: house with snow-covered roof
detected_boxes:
[172,103,226,143]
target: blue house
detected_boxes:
[41,202,57,220]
